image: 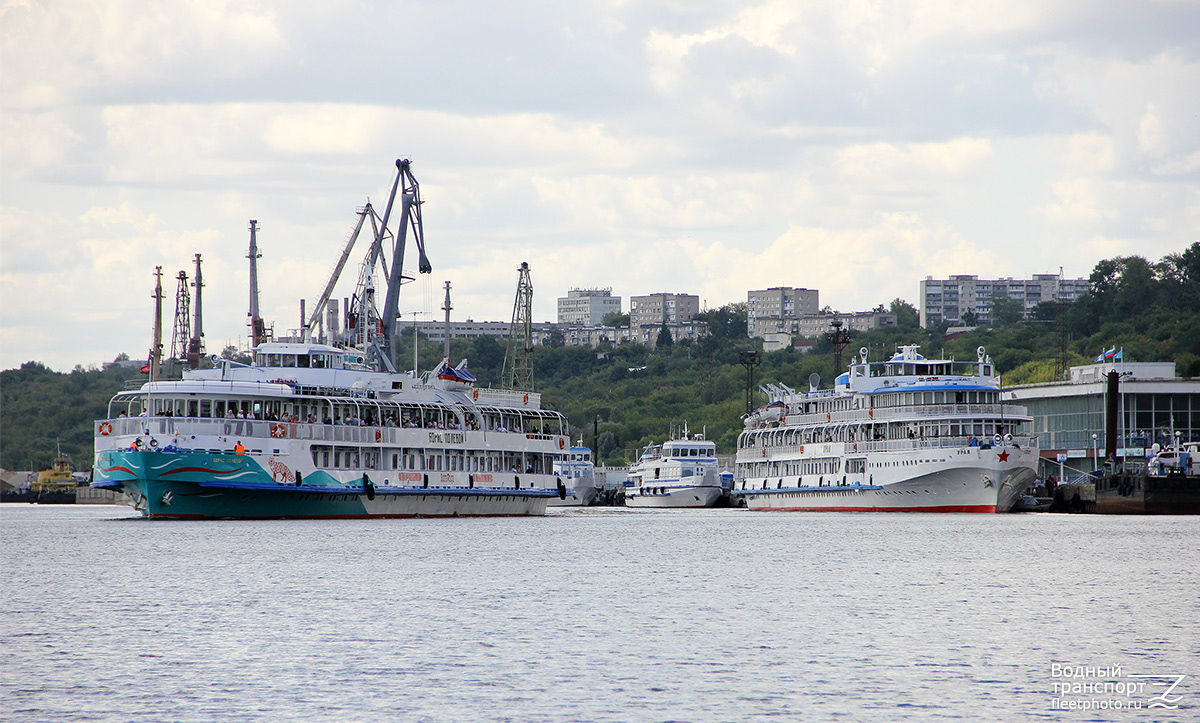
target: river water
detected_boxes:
[2,505,1197,722]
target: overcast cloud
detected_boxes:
[2,0,1198,371]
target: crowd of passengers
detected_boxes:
[134,405,556,434]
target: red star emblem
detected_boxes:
[997,450,1010,462]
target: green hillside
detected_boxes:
[3,244,1197,471]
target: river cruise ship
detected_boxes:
[93,347,570,518]
[734,346,1038,512]
[92,158,571,518]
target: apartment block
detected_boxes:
[919,274,1090,328]
[747,287,819,338]
[557,288,622,326]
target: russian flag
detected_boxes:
[1095,347,1117,363]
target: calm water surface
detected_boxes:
[2,505,1197,722]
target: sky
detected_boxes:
[2,1,1198,372]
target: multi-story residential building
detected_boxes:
[557,325,628,349]
[791,310,897,338]
[746,287,819,338]
[919,273,1090,328]
[557,288,622,326]
[396,319,630,350]
[752,310,896,346]
[629,292,704,348]
[399,319,515,343]
[630,292,700,329]
[632,320,708,348]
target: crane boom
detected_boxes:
[305,205,372,334]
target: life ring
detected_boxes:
[523,393,529,404]
[853,443,858,452]
[375,428,382,443]
[98,422,112,436]
[868,409,873,418]
[559,437,566,449]
[271,423,286,438]
[827,412,831,421]
[761,447,766,457]
[473,388,479,400]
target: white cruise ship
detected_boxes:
[624,428,729,508]
[734,346,1038,513]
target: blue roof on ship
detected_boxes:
[866,382,996,394]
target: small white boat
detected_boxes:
[624,427,728,508]
[549,442,599,506]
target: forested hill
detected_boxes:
[3,245,1198,471]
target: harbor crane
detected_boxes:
[303,159,431,372]
[501,262,534,390]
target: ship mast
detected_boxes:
[247,220,267,349]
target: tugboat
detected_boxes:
[1,445,79,504]
[32,450,78,503]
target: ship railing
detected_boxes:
[95,415,559,449]
[474,388,541,407]
[737,434,1039,462]
[781,403,1028,427]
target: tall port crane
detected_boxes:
[501,261,534,390]
[304,159,431,371]
[170,269,191,363]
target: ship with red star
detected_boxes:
[734,345,1038,512]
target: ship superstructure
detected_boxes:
[735,346,1038,512]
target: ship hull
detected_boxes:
[737,459,1034,513]
[94,449,553,519]
[624,485,725,508]
[546,483,600,507]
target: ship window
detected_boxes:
[298,354,310,368]
[282,355,296,367]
